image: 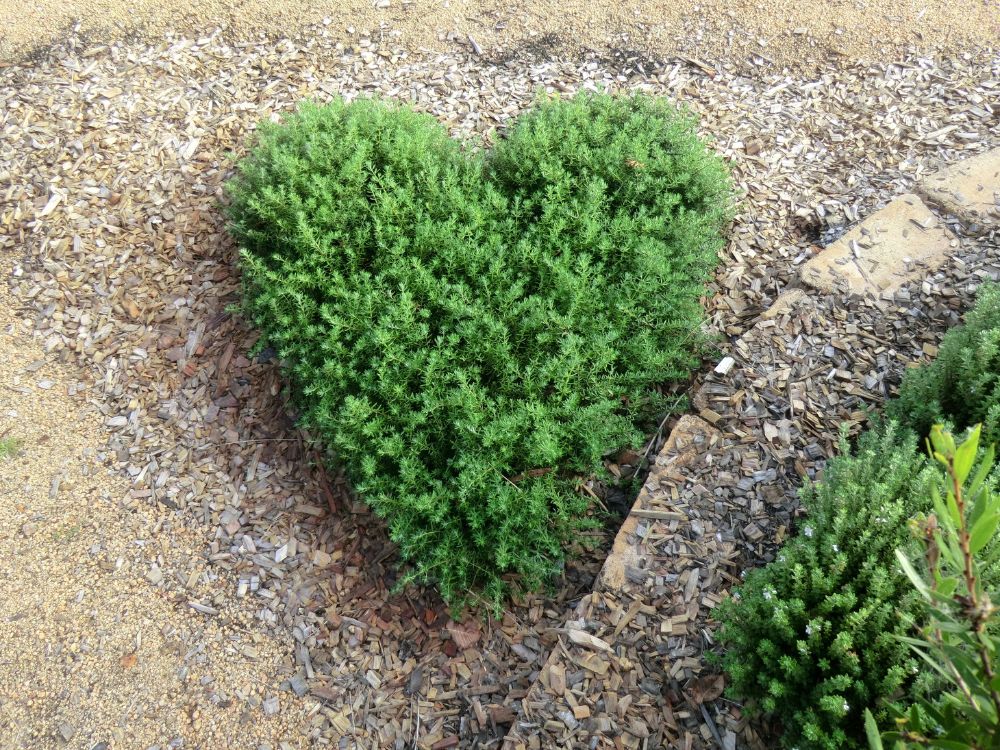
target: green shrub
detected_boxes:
[717,424,938,749]
[867,425,1000,750]
[225,94,731,609]
[888,283,1000,444]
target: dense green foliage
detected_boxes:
[225,94,731,609]
[888,283,1000,444]
[721,285,1000,747]
[867,426,1000,750]
[717,425,938,749]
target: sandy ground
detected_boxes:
[1,0,998,67]
[0,288,312,749]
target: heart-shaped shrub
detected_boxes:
[225,93,731,609]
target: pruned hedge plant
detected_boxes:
[225,94,732,610]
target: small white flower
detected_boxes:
[842,700,849,713]
[832,544,839,552]
[763,587,775,601]
[804,525,814,538]
[805,625,813,636]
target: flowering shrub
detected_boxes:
[717,424,937,749]
[722,285,1000,746]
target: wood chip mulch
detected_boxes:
[0,28,997,748]
[505,211,1000,749]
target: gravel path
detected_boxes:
[0,287,311,748]
[0,5,997,749]
[1,0,998,68]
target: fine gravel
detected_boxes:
[0,9,998,750]
[0,0,998,68]
[0,285,311,749]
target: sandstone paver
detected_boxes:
[759,288,808,320]
[800,193,959,297]
[503,416,732,749]
[918,147,1000,234]
[598,416,719,591]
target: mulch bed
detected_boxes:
[1,28,997,748]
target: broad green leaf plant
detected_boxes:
[867,425,1000,749]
